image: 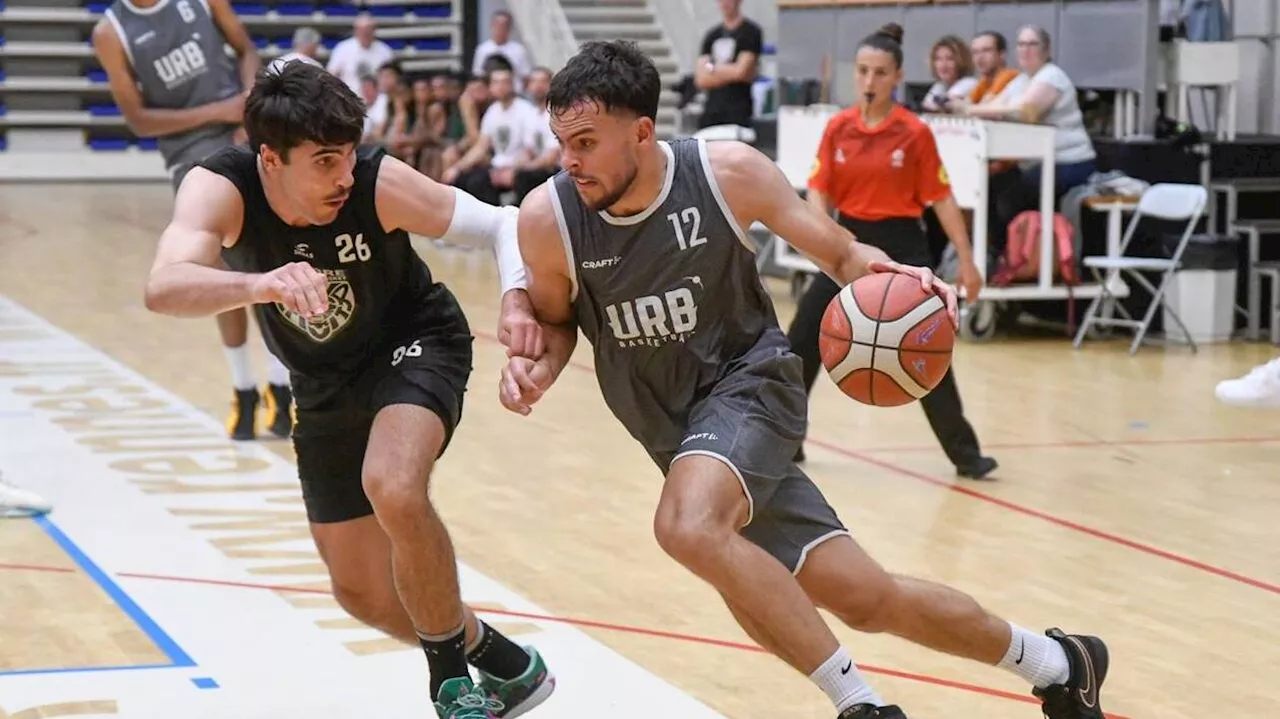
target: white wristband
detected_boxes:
[443,187,528,294]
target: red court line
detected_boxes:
[471,330,1280,597]
[856,435,1280,453]
[0,562,75,574]
[810,438,1280,597]
[96,569,1122,717]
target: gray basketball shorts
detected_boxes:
[654,354,849,574]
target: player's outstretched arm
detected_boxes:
[145,168,328,319]
[374,154,542,357]
[707,141,958,323]
[91,21,243,138]
[497,184,579,416]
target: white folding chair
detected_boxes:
[1072,183,1208,355]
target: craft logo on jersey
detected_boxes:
[604,279,701,349]
[276,268,356,343]
[153,38,210,90]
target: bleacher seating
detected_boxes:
[0,0,464,180]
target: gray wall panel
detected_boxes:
[776,8,840,80]
[1057,1,1146,89]
[903,5,978,84]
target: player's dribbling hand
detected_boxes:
[499,356,553,416]
[252,262,329,319]
[867,260,960,328]
[498,289,545,360]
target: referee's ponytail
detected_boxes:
[859,23,904,68]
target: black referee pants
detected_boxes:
[785,215,985,470]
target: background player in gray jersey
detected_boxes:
[92,0,290,441]
[502,40,1111,719]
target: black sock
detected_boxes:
[418,625,470,698]
[465,619,532,681]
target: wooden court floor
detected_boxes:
[1,183,1278,718]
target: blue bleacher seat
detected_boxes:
[384,38,406,50]
[0,71,6,81]
[89,138,131,150]
[410,4,450,18]
[321,36,340,49]
[411,38,448,51]
[86,103,121,116]
[251,36,271,48]
[275,3,312,15]
[320,4,357,16]
[0,137,6,152]
[87,70,109,83]
[136,138,158,150]
[231,3,267,14]
[0,104,6,116]
[86,1,109,12]
[366,5,404,17]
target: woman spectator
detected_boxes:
[965,25,1097,199]
[921,35,977,113]
[785,23,997,479]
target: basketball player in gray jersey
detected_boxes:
[503,41,1112,719]
[92,0,291,441]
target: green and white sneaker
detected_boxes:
[434,676,504,719]
[477,647,556,718]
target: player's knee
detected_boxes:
[361,465,434,530]
[652,499,737,569]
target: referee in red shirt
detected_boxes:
[787,23,996,479]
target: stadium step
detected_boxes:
[559,0,648,7]
[561,6,655,25]
[570,22,665,41]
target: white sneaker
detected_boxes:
[0,474,52,517]
[1215,357,1280,408]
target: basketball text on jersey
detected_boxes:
[275,268,357,343]
[604,279,700,348]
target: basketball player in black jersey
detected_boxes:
[501,41,1110,719]
[143,62,552,719]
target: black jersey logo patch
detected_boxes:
[275,268,357,343]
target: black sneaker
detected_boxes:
[227,388,259,441]
[263,383,294,439]
[956,456,998,480]
[1033,628,1109,719]
[837,705,907,719]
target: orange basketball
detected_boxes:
[818,272,954,407]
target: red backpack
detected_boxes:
[990,210,1080,333]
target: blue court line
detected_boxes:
[0,515,198,677]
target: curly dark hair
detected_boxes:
[546,40,660,122]
[244,60,365,160]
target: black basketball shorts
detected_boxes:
[289,314,474,524]
[654,353,849,574]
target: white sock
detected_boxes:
[223,344,256,391]
[998,623,1070,689]
[265,350,291,387]
[809,647,882,712]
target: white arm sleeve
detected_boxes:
[442,187,528,294]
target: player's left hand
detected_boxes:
[867,260,960,328]
[499,356,553,416]
[498,289,544,360]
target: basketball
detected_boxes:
[818,272,955,407]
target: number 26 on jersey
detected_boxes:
[335,233,371,263]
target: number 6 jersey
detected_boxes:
[102,0,242,172]
[547,137,796,455]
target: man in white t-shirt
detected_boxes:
[470,10,532,93]
[510,67,560,204]
[326,13,394,96]
[441,65,539,205]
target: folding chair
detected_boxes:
[1072,183,1208,355]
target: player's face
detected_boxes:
[854,47,902,110]
[263,142,357,226]
[551,101,650,212]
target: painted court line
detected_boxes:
[0,561,1129,719]
[855,435,1280,453]
[0,516,197,678]
[469,330,1280,597]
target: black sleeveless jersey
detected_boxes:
[202,144,456,382]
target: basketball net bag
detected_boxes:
[990,210,1080,334]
